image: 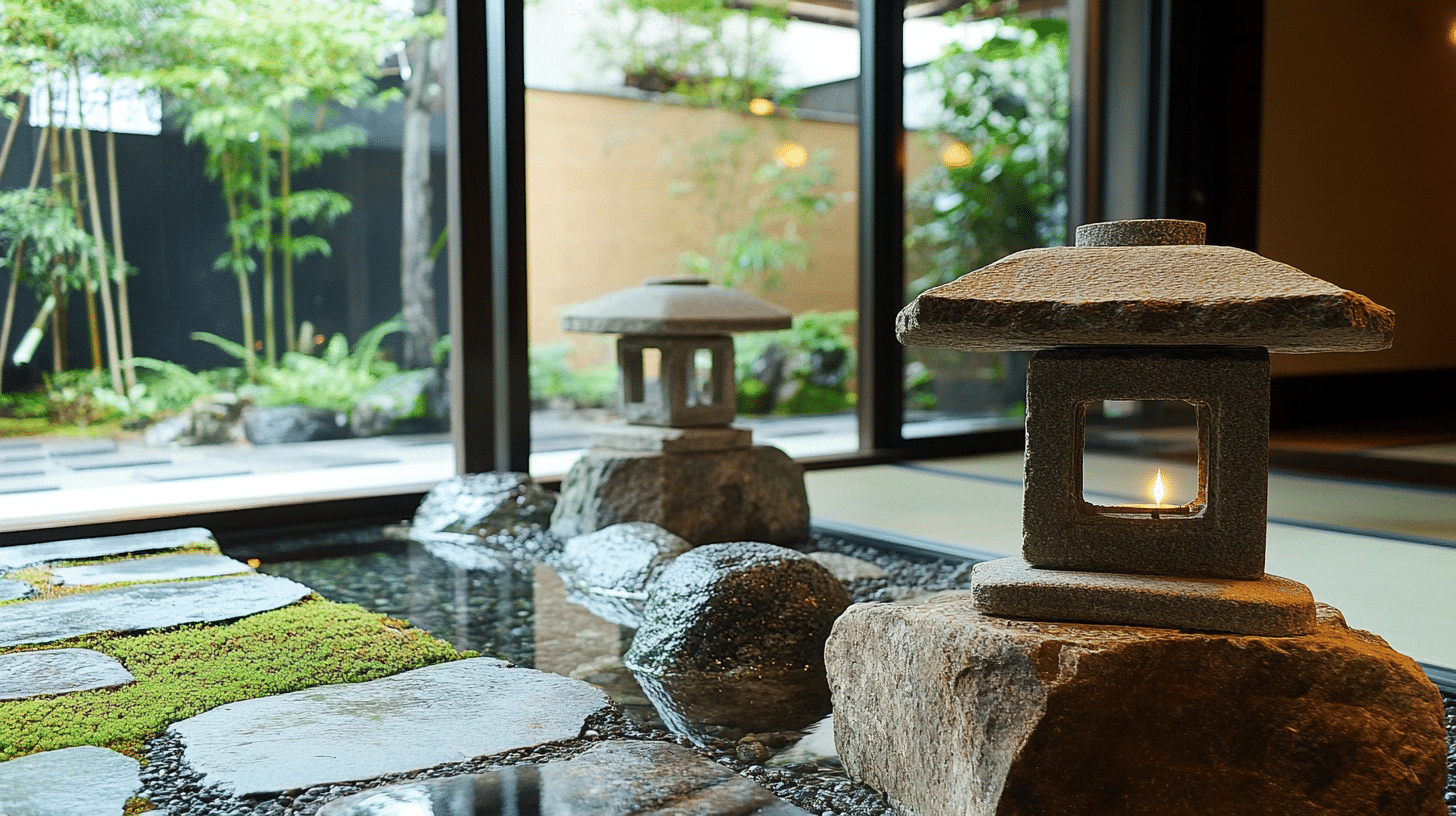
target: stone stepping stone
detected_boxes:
[0,578,34,602]
[0,575,312,647]
[41,439,118,457]
[51,552,252,586]
[171,657,612,797]
[0,482,58,495]
[0,745,139,816]
[56,452,174,471]
[317,740,810,815]
[132,462,254,482]
[0,527,215,571]
[0,648,134,701]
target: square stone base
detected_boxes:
[971,557,1316,636]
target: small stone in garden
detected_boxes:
[412,471,559,558]
[0,648,135,701]
[806,551,888,583]
[350,368,447,437]
[0,746,140,816]
[553,522,693,627]
[0,575,312,647]
[0,527,216,572]
[50,552,252,586]
[737,736,774,763]
[171,658,611,797]
[316,741,811,816]
[626,542,850,678]
[242,405,351,444]
[0,578,34,602]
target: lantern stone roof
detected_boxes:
[562,276,793,335]
[896,220,1394,353]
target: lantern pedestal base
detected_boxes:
[971,557,1317,636]
[825,594,1447,816]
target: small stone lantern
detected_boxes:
[897,219,1395,636]
[550,277,810,545]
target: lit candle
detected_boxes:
[1151,469,1166,518]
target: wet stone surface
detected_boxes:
[169,657,613,797]
[0,575,312,647]
[0,745,139,816]
[0,526,215,571]
[50,552,252,586]
[0,578,34,602]
[0,648,135,701]
[316,740,811,815]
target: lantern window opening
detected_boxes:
[622,345,663,407]
[688,347,718,407]
[1078,399,1205,518]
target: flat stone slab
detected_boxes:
[0,575,312,647]
[0,648,135,701]
[51,553,252,586]
[0,745,139,816]
[318,740,809,815]
[0,482,58,495]
[57,453,174,471]
[132,463,254,481]
[973,557,1317,636]
[0,578,34,602]
[0,527,216,571]
[170,657,612,797]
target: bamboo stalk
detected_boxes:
[279,105,295,353]
[76,101,125,394]
[107,126,136,389]
[257,139,276,366]
[63,125,104,372]
[221,151,257,380]
[0,93,26,181]
[0,122,50,394]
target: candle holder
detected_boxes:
[897,218,1395,636]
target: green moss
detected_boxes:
[0,597,475,762]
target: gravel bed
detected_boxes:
[145,527,1455,815]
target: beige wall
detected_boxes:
[1260,2,1456,376]
[525,90,861,360]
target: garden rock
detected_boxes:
[554,522,693,627]
[0,746,139,816]
[806,551,888,583]
[825,595,1449,816]
[0,527,215,571]
[625,542,849,678]
[349,368,447,437]
[50,552,251,586]
[170,657,612,797]
[412,472,559,559]
[144,394,247,447]
[0,648,135,701]
[551,446,810,545]
[317,740,810,816]
[242,405,350,444]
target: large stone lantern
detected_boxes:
[823,221,1448,815]
[550,277,811,546]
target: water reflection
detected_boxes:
[255,537,828,742]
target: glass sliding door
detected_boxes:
[522,0,862,476]
[0,0,455,533]
[899,3,1071,443]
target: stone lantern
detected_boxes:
[823,221,1449,815]
[550,277,811,546]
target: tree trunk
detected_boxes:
[399,0,445,370]
[221,151,258,380]
[0,93,25,180]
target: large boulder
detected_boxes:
[551,446,809,545]
[350,368,448,437]
[553,522,693,628]
[625,542,849,678]
[411,472,558,560]
[825,594,1448,816]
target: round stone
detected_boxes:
[1074,218,1206,247]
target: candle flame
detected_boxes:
[1151,470,1167,506]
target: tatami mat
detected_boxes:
[805,452,1456,673]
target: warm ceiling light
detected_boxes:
[1448,19,1456,46]
[748,97,776,116]
[774,142,808,168]
[942,141,973,168]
